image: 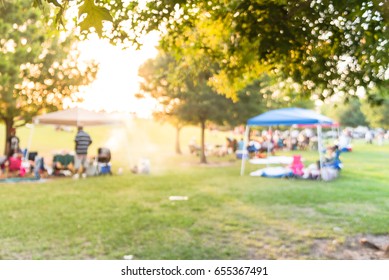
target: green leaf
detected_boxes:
[32,0,43,8]
[47,0,62,8]
[78,0,113,36]
[55,7,65,27]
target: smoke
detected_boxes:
[103,117,161,171]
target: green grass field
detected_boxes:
[0,120,388,259]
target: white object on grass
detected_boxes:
[169,196,189,201]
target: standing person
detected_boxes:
[232,138,238,153]
[365,130,373,144]
[74,126,92,179]
[6,128,20,157]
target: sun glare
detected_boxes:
[75,33,159,118]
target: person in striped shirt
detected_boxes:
[74,126,92,178]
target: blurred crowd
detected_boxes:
[188,125,388,159]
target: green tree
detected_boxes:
[321,99,368,127]
[29,0,388,103]
[0,0,97,155]
[362,99,389,129]
[339,100,368,127]
[138,52,236,163]
[137,53,186,155]
[361,88,389,129]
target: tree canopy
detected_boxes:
[0,0,97,154]
[27,0,389,104]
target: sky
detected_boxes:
[74,32,160,118]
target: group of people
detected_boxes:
[0,126,93,179]
[249,143,343,181]
[188,137,240,157]
[51,126,94,178]
[364,129,387,145]
[188,129,318,160]
[244,129,315,159]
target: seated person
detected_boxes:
[188,139,201,155]
[260,137,275,155]
[247,140,261,156]
[277,138,284,149]
[52,152,75,176]
[322,145,342,170]
[302,163,321,180]
[6,152,26,177]
[338,134,351,151]
[324,145,338,162]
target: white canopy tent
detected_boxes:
[26,108,123,158]
[240,107,335,176]
[33,107,122,127]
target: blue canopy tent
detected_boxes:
[240,107,334,176]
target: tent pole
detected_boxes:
[240,125,250,176]
[317,125,323,179]
[267,126,272,167]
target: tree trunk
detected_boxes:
[175,125,182,155]
[3,118,14,156]
[200,120,207,164]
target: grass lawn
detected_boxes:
[0,120,388,259]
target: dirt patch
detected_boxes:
[311,234,389,259]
